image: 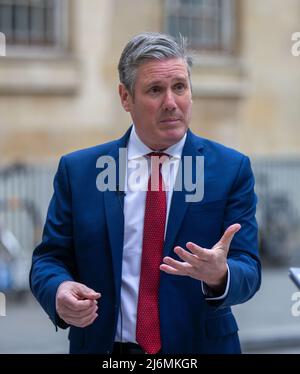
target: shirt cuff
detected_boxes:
[201,264,230,300]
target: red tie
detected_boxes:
[136,152,168,354]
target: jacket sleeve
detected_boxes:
[208,155,261,308]
[29,156,76,329]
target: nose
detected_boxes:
[162,90,177,111]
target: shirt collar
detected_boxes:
[127,125,186,161]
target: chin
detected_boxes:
[165,128,186,141]
[149,127,187,149]
[159,135,184,149]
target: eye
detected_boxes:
[148,86,161,94]
[174,83,186,92]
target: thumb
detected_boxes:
[77,284,101,300]
[217,223,241,252]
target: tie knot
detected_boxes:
[146,152,169,160]
[146,153,169,172]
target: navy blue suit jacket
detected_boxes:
[30,128,261,354]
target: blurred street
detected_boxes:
[234,265,300,354]
[0,293,68,354]
[1,266,300,354]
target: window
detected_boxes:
[165,0,236,55]
[0,0,68,52]
[0,0,76,95]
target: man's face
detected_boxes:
[119,58,192,150]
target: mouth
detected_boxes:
[160,118,180,124]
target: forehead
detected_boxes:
[136,58,189,85]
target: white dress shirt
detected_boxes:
[115,126,230,343]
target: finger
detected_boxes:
[161,256,193,275]
[66,310,98,326]
[60,303,98,319]
[63,296,96,312]
[174,246,199,267]
[185,242,210,262]
[217,224,241,251]
[67,311,98,328]
[160,263,183,275]
[76,310,98,327]
[76,284,101,301]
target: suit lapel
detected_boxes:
[103,128,131,294]
[163,130,204,256]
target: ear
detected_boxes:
[119,84,132,112]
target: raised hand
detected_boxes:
[160,224,241,291]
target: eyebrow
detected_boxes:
[145,77,188,87]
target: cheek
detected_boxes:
[145,104,160,121]
[181,99,192,116]
[137,100,157,116]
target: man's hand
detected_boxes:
[55,281,101,328]
[160,224,241,292]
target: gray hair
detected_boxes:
[118,32,193,96]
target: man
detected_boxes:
[30,32,261,354]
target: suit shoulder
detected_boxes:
[53,138,124,176]
[193,133,248,162]
[60,139,120,164]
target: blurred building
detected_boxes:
[0,0,299,163]
[0,1,300,268]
